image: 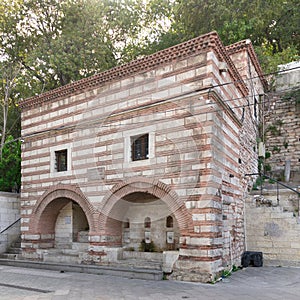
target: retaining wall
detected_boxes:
[245,189,300,266]
[0,192,20,253]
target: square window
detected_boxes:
[55,149,68,172]
[131,134,149,161]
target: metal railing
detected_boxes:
[0,218,21,235]
[245,173,300,209]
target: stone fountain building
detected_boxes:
[19,31,266,282]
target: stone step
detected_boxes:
[247,205,298,218]
[116,258,162,270]
[7,247,22,254]
[11,236,22,248]
[43,251,162,270]
[13,241,21,247]
[0,245,22,259]
[47,248,81,255]
[0,253,21,260]
[43,251,81,264]
[71,242,89,252]
[0,258,163,281]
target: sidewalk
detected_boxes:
[0,265,299,300]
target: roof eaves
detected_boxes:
[19,31,255,109]
[19,31,220,109]
[211,37,249,96]
[226,40,268,89]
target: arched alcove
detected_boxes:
[99,178,191,250]
[27,185,97,249]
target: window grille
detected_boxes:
[131,134,149,161]
[55,149,68,172]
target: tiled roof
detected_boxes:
[226,40,268,89]
[19,31,252,109]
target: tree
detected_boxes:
[154,0,300,73]
[0,0,23,152]
[101,0,173,63]
[10,0,172,94]
[0,62,20,154]
[0,135,21,192]
[19,0,116,91]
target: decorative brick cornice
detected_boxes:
[226,40,268,89]
[19,31,250,109]
[209,36,249,95]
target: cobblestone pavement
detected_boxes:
[0,265,300,300]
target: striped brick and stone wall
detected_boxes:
[19,32,265,282]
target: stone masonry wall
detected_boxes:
[264,91,300,182]
[0,192,20,253]
[246,190,300,266]
[264,62,300,182]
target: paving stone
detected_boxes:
[0,265,300,299]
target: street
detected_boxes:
[0,265,299,299]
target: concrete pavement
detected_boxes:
[0,265,300,300]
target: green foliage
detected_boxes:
[0,135,21,192]
[1,0,299,102]
[0,0,172,99]
[267,125,280,136]
[232,265,239,272]
[221,265,239,278]
[264,164,272,173]
[265,152,271,159]
[252,176,264,190]
[15,0,118,92]
[221,269,231,278]
[272,146,281,153]
[0,102,21,141]
[256,46,299,76]
[257,157,264,173]
[139,239,156,252]
[166,0,300,73]
[281,88,300,105]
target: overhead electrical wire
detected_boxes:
[2,66,299,145]
[5,87,295,146]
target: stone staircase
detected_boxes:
[0,235,175,280]
[115,258,162,270]
[0,258,164,281]
[112,251,163,271]
[0,235,22,260]
[42,243,89,264]
[43,249,82,264]
[42,249,164,271]
[245,187,300,267]
[0,243,165,281]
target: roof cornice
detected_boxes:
[226,40,268,89]
[19,31,250,109]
